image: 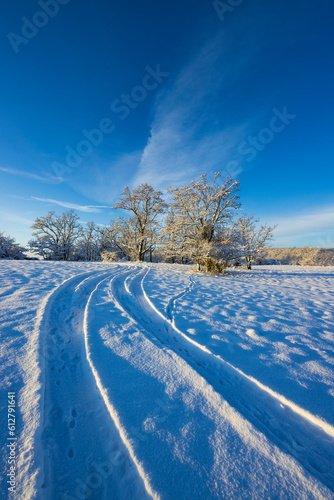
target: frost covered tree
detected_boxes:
[28,235,54,260]
[167,173,240,272]
[103,219,138,261]
[0,232,26,259]
[112,184,167,261]
[99,226,123,259]
[75,221,101,261]
[204,227,243,273]
[160,209,189,264]
[29,210,80,260]
[233,214,276,269]
[107,217,160,262]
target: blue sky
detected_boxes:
[1,0,333,247]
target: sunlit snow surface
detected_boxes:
[0,261,333,499]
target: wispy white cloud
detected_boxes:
[0,166,62,183]
[67,26,268,200]
[273,206,334,236]
[133,32,260,190]
[68,19,274,200]
[78,220,107,227]
[31,197,110,213]
[67,151,142,204]
[0,211,33,227]
[270,205,334,247]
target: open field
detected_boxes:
[0,262,334,499]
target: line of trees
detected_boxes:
[1,173,276,272]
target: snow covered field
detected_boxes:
[0,261,334,499]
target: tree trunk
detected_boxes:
[138,240,145,261]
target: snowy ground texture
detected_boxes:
[0,262,334,500]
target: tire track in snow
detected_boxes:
[22,269,101,500]
[110,267,334,493]
[39,267,152,500]
[83,267,159,500]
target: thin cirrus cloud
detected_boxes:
[69,29,264,200]
[0,166,62,183]
[271,205,334,247]
[0,211,33,227]
[67,152,142,205]
[31,197,110,213]
[132,32,260,191]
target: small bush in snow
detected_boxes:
[101,251,118,262]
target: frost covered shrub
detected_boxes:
[0,232,26,259]
[196,257,228,274]
[101,251,118,262]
